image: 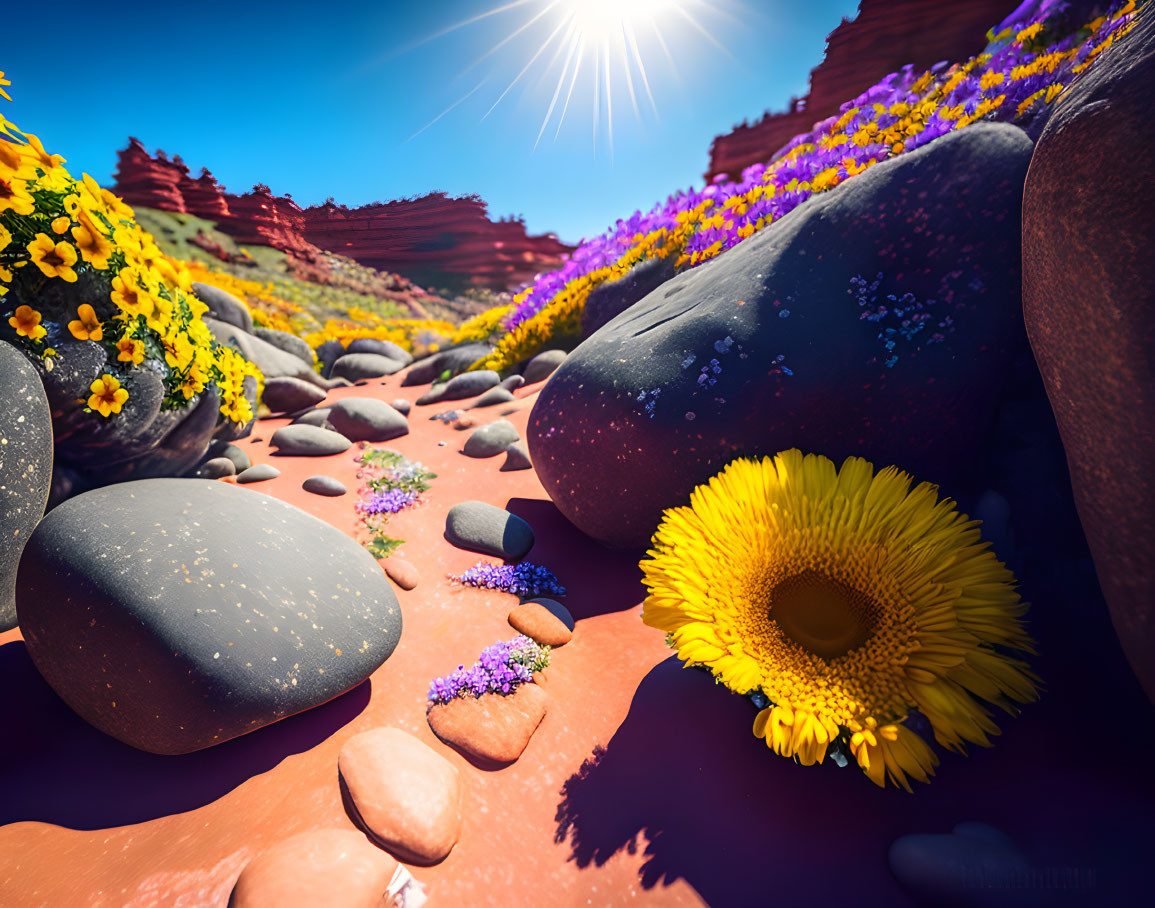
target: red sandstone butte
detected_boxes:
[113,138,187,213]
[705,0,1019,181]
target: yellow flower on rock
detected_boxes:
[640,449,1039,790]
[88,374,129,417]
[72,211,113,270]
[116,335,145,365]
[27,233,79,282]
[67,303,103,341]
[0,174,34,215]
[8,304,46,341]
[161,331,194,370]
[0,222,11,251]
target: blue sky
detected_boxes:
[3,0,859,244]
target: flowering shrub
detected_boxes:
[468,0,1140,374]
[303,317,456,361]
[427,635,551,705]
[451,560,567,598]
[0,81,260,424]
[354,448,436,558]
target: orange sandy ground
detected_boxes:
[2,374,1154,906]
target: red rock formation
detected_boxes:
[113,138,187,213]
[179,168,231,219]
[705,0,1020,181]
[302,193,573,292]
[216,185,316,258]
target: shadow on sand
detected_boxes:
[0,640,369,830]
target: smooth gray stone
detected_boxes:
[445,501,534,560]
[498,375,525,392]
[462,420,520,458]
[326,398,409,443]
[252,327,314,366]
[416,383,449,406]
[192,282,253,333]
[0,343,53,631]
[469,387,515,409]
[401,343,491,387]
[261,377,327,414]
[500,443,533,472]
[302,475,347,497]
[330,353,407,382]
[315,340,345,377]
[195,457,237,479]
[207,441,251,474]
[205,318,325,388]
[438,370,500,402]
[15,478,401,753]
[346,338,413,365]
[236,463,281,483]
[292,408,333,429]
[269,425,351,457]
[522,349,566,384]
[390,399,411,416]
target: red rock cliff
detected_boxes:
[114,138,187,213]
[705,0,1020,181]
[302,194,573,292]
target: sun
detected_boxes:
[411,0,732,154]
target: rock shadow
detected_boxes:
[504,497,647,620]
[554,656,1154,906]
[0,640,369,830]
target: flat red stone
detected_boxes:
[427,683,548,765]
[381,555,420,591]
[508,602,573,647]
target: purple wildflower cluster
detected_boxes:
[427,635,551,705]
[357,487,420,515]
[500,0,1137,334]
[451,561,566,598]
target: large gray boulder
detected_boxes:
[530,123,1034,546]
[191,282,254,333]
[16,478,402,753]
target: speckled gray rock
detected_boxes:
[499,375,525,392]
[346,338,412,366]
[500,443,532,472]
[330,353,406,382]
[390,399,412,416]
[302,475,347,497]
[0,343,53,631]
[261,377,327,414]
[14,478,402,753]
[402,343,491,387]
[269,425,351,457]
[253,327,315,366]
[522,349,566,384]
[326,398,408,443]
[315,340,346,377]
[207,441,251,474]
[445,501,534,560]
[236,463,281,483]
[195,457,237,479]
[292,408,334,429]
[469,387,515,409]
[192,282,253,333]
[462,420,520,458]
[582,254,677,338]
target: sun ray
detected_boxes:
[535,27,581,150]
[405,81,487,143]
[624,19,660,118]
[482,12,571,121]
[458,0,562,77]
[554,40,585,141]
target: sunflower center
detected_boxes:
[768,569,877,660]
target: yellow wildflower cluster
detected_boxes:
[472,203,713,373]
[0,79,259,423]
[179,261,320,338]
[450,303,514,345]
[302,317,455,360]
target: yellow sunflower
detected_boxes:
[641,449,1039,790]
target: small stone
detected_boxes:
[261,376,327,413]
[522,349,566,384]
[500,443,532,472]
[292,408,333,429]
[230,829,405,908]
[438,370,500,402]
[302,475,346,497]
[338,726,461,864]
[207,441,251,473]
[314,340,345,377]
[469,387,515,409]
[326,398,408,443]
[499,374,525,392]
[330,353,406,382]
[269,424,351,456]
[390,398,412,416]
[192,281,253,332]
[508,599,574,646]
[462,420,520,458]
[427,682,547,765]
[195,457,237,479]
[416,383,448,406]
[346,338,413,365]
[445,501,534,559]
[381,556,419,591]
[252,327,315,366]
[401,343,491,386]
[236,463,281,483]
